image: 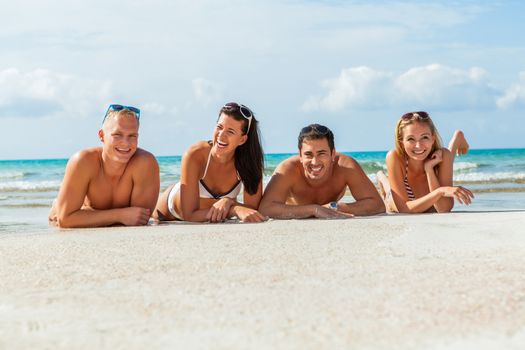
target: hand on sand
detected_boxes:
[120,207,151,226]
[233,206,268,223]
[440,186,474,205]
[206,198,234,222]
[313,205,353,219]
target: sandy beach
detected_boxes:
[1,211,525,349]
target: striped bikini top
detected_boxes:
[404,158,416,201]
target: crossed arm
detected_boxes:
[258,170,332,219]
[258,158,384,219]
[50,150,159,228]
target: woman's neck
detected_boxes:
[407,157,426,175]
[210,147,235,165]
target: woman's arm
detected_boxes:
[178,144,218,222]
[228,180,266,222]
[387,150,473,213]
[386,150,442,213]
[424,149,454,213]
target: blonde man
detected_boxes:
[49,104,160,228]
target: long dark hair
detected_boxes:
[219,103,264,195]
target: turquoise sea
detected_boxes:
[1,148,525,233]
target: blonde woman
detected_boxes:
[377,111,474,213]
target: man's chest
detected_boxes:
[288,180,347,205]
[84,176,134,209]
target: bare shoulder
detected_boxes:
[68,147,101,172]
[335,153,360,170]
[182,141,210,162]
[275,155,301,176]
[440,147,453,161]
[386,149,402,162]
[129,148,158,166]
[385,149,404,167]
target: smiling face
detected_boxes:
[400,122,436,161]
[99,112,139,164]
[212,113,248,155]
[299,138,336,182]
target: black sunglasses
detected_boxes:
[300,124,330,135]
[222,102,253,131]
[102,104,141,124]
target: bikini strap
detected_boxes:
[403,157,416,200]
[201,149,213,180]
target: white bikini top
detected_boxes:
[198,150,242,199]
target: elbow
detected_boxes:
[362,197,386,216]
[258,204,271,218]
[258,200,282,218]
[55,209,81,228]
[56,215,74,228]
[436,198,454,213]
[399,203,420,214]
[436,204,454,213]
[374,199,386,215]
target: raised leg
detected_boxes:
[376,171,398,213]
[448,130,469,158]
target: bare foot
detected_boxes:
[448,130,469,157]
[376,171,397,213]
[376,171,390,199]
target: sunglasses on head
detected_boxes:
[102,104,141,124]
[401,111,430,121]
[223,102,253,132]
[300,124,330,135]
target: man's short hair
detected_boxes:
[298,124,335,151]
[103,109,140,127]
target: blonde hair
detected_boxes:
[394,111,443,158]
[103,109,140,126]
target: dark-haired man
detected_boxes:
[49,105,160,228]
[259,124,385,219]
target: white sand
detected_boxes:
[1,211,525,349]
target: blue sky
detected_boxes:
[1,0,524,159]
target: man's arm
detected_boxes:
[337,156,385,216]
[130,150,160,213]
[53,151,150,228]
[259,160,346,219]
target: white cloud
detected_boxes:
[394,64,495,109]
[303,64,498,112]
[192,78,223,106]
[303,67,392,111]
[0,68,113,119]
[497,72,525,109]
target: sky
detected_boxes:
[1,0,524,160]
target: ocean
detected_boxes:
[1,148,525,233]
